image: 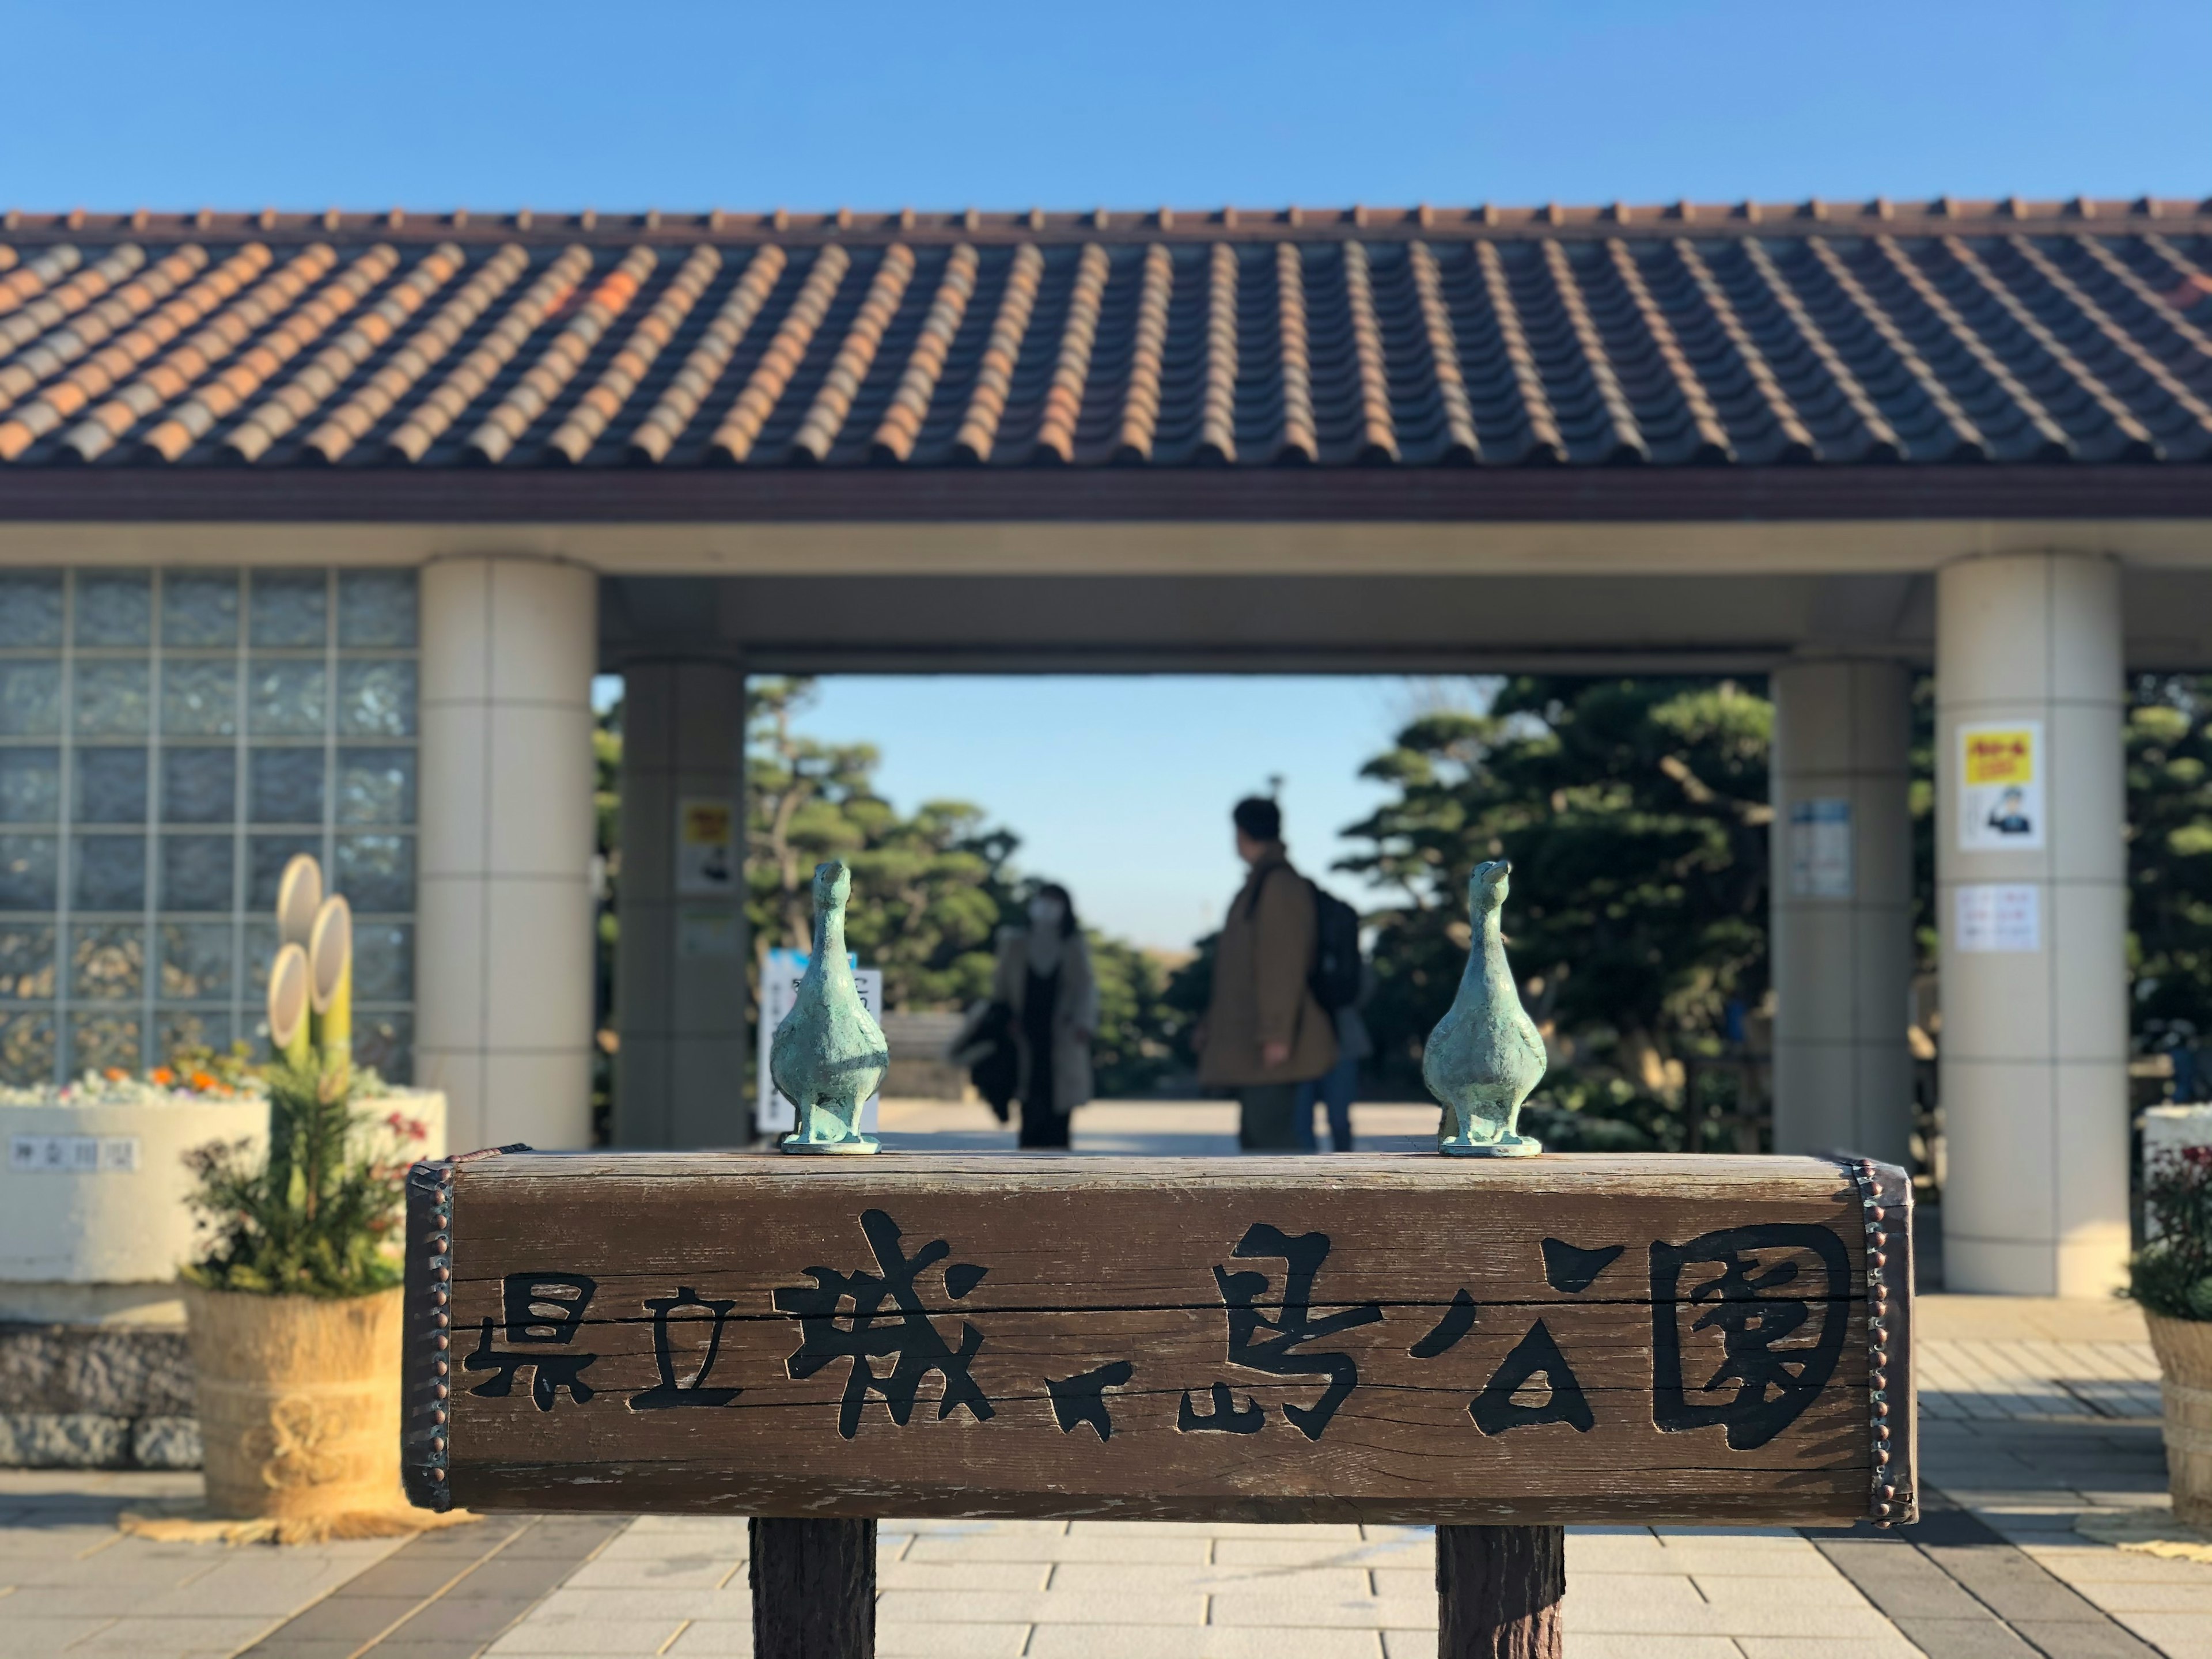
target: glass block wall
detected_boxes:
[0,568,417,1086]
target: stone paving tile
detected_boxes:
[1210,1537,1427,1567]
[520,1583,748,1621]
[482,1613,692,1654]
[876,1558,1051,1588]
[69,1613,289,1652]
[873,1625,1034,1658]
[1050,1561,1378,1594]
[2112,1612,2212,1659]
[664,1620,763,1657]
[1732,1641,1923,1659]
[1558,1641,1744,1659]
[2,1615,123,1657]
[1207,1593,1436,1629]
[878,1587,1211,1624]
[902,1529,1214,1562]
[1025,1628,1386,1659]
[2013,1540,2212,1585]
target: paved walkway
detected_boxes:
[2,1101,2205,1659]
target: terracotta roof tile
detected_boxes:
[0,244,272,460]
[387,244,593,462]
[465,244,658,464]
[226,243,465,462]
[1274,243,1316,463]
[139,244,402,461]
[301,244,530,463]
[1337,242,1399,462]
[791,244,915,462]
[546,243,720,464]
[1937,235,2163,459]
[628,245,786,464]
[952,243,1044,463]
[0,245,82,316]
[1600,239,1734,462]
[1033,244,1111,463]
[1112,244,1175,461]
[0,247,190,403]
[0,200,2206,469]
[55,244,339,463]
[1800,237,1988,461]
[1533,240,1646,463]
[872,244,978,462]
[707,245,849,463]
[1405,243,1477,462]
[1465,241,1565,463]
[1733,237,1901,460]
[1196,243,1238,463]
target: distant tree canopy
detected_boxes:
[2127,674,2212,1062]
[747,677,1016,1015]
[1338,677,1773,1144]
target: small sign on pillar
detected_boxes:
[1787,798,1854,899]
[1957,722,2043,853]
[676,798,740,895]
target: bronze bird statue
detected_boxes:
[771,860,887,1155]
[1422,859,1547,1157]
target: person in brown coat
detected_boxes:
[1196,797,1338,1150]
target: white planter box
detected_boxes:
[1,1090,445,1324]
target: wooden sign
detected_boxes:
[402,1151,1914,1528]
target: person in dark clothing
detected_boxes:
[1195,798,1338,1151]
[990,884,1097,1149]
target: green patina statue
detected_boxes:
[771,859,888,1156]
[1423,858,1548,1157]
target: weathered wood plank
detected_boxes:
[402,1152,1912,1527]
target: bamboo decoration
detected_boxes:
[268,942,313,1069]
[309,895,354,1070]
[276,854,322,951]
[264,855,358,1078]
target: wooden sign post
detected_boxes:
[403,1150,1913,1658]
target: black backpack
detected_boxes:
[1249,868,1363,1013]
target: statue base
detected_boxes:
[779,1134,881,1156]
[1440,1135,1543,1158]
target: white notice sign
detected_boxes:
[1788,798,1854,899]
[755,946,884,1138]
[1959,722,2045,853]
[1955,884,2040,953]
[7,1135,139,1173]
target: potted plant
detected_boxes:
[128,855,457,1541]
[2131,1142,2212,1526]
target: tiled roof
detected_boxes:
[0,198,2210,469]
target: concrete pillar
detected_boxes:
[612,660,749,1148]
[416,556,598,1152]
[1936,551,2128,1296]
[1770,660,1915,1168]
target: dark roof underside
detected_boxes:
[0,199,2209,474]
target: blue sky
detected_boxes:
[21,1,2200,948]
[7,2,2202,210]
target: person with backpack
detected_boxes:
[1297,944,1371,1152]
[1195,797,1339,1150]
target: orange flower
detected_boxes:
[190,1070,218,1092]
[150,1066,176,1086]
[104,1067,127,1081]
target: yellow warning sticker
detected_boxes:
[1963,728,2035,786]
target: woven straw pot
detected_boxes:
[2146,1311,2212,1527]
[184,1283,404,1522]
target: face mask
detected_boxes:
[1029,897,1065,930]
